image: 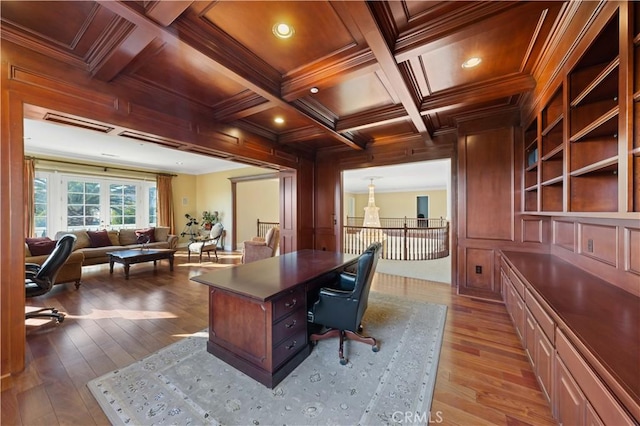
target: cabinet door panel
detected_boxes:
[524,308,536,365]
[555,356,585,426]
[586,402,604,426]
[536,323,554,404]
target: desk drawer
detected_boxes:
[526,288,555,344]
[509,269,525,298]
[273,308,306,346]
[273,288,304,322]
[273,329,307,368]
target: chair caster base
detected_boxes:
[372,345,379,352]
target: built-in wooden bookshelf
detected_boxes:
[522,8,634,215]
[568,14,619,213]
[541,88,564,212]
[524,119,539,212]
[634,1,639,212]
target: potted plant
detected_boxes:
[201,210,219,230]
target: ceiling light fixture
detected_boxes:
[310,87,319,94]
[461,57,482,68]
[273,23,294,39]
[274,117,285,124]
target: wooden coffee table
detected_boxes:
[107,248,176,279]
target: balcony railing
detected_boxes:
[257,219,279,238]
[343,217,450,260]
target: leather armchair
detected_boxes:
[26,234,77,323]
[242,226,280,263]
[308,242,382,364]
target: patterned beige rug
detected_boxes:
[88,292,447,425]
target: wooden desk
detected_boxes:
[190,250,356,388]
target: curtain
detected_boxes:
[156,174,174,234]
[24,157,35,238]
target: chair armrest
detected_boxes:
[338,272,356,291]
[251,236,266,243]
[244,240,267,247]
[167,234,178,249]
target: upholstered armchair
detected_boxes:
[242,226,280,263]
[307,242,382,364]
[187,222,224,262]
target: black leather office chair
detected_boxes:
[308,242,382,365]
[25,234,76,323]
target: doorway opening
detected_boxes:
[342,159,452,285]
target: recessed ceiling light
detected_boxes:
[462,57,482,68]
[273,23,294,39]
[310,87,319,94]
[274,117,285,124]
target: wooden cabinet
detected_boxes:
[555,355,586,425]
[500,253,637,425]
[522,4,637,214]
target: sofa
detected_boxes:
[25,227,178,287]
[55,227,178,266]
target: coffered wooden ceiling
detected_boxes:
[1,0,565,154]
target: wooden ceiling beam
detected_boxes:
[90,18,156,81]
[281,49,378,102]
[144,1,193,27]
[420,73,535,114]
[344,1,433,145]
[393,2,521,63]
[96,0,365,151]
[213,92,271,122]
[337,105,408,132]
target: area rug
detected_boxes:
[87,293,447,425]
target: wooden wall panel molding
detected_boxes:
[522,218,544,243]
[625,226,640,276]
[0,91,27,379]
[458,247,499,299]
[553,220,577,252]
[279,171,297,254]
[462,127,514,241]
[550,217,640,297]
[127,101,194,132]
[578,222,618,267]
[10,65,117,109]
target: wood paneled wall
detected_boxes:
[0,40,316,378]
[456,110,524,300]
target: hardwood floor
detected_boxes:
[1,251,555,425]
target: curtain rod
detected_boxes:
[29,156,177,177]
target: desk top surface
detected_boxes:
[502,251,639,407]
[191,250,355,301]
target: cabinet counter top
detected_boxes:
[501,251,639,411]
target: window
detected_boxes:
[34,171,156,236]
[67,180,101,229]
[34,176,48,237]
[148,186,157,226]
[110,183,136,228]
